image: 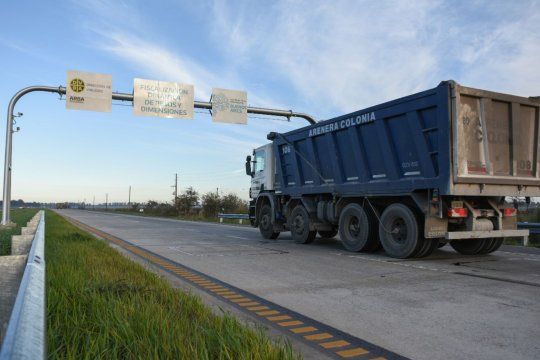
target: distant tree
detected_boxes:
[176,187,199,215]
[221,193,247,214]
[145,200,159,210]
[202,192,221,217]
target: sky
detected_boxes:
[0,0,538,204]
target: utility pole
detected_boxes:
[93,195,95,210]
[216,187,219,196]
[128,186,131,206]
[171,173,179,204]
[105,193,108,211]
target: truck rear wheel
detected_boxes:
[450,239,488,255]
[477,238,504,254]
[338,204,374,252]
[290,205,316,244]
[379,204,423,259]
[258,205,279,240]
[415,238,439,258]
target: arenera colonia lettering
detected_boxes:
[308,112,376,137]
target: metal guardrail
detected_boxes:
[217,213,250,224]
[517,222,540,235]
[0,211,45,360]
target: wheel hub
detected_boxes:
[390,218,407,243]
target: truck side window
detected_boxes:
[255,150,265,172]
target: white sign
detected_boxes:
[66,70,112,112]
[211,88,247,124]
[133,78,194,119]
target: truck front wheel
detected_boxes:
[379,204,423,258]
[258,205,280,240]
[290,205,316,244]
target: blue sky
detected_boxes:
[0,0,538,204]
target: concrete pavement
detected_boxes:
[57,210,540,360]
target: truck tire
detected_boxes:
[338,204,372,252]
[415,238,439,258]
[477,238,504,254]
[379,204,423,259]
[449,239,488,255]
[318,229,338,238]
[258,205,280,240]
[290,205,316,244]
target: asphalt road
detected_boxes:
[58,210,540,360]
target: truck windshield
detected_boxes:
[255,150,265,172]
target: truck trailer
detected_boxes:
[245,81,539,258]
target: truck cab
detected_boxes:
[246,143,275,198]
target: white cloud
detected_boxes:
[210,0,540,115]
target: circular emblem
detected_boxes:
[70,78,85,93]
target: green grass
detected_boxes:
[0,208,39,255]
[46,210,299,360]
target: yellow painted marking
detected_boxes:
[290,326,317,334]
[230,298,251,303]
[247,306,268,311]
[205,286,224,290]
[369,357,386,360]
[336,348,369,358]
[320,340,350,349]
[192,280,212,284]
[256,310,279,316]
[209,288,228,293]
[267,315,291,321]
[238,302,259,307]
[278,320,303,327]
[304,332,333,341]
[215,291,236,296]
[223,294,244,300]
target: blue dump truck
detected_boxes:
[245,81,540,258]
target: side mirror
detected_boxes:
[245,155,253,177]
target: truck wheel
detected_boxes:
[318,229,338,238]
[478,238,504,254]
[290,206,316,244]
[338,204,371,252]
[449,239,488,255]
[379,204,423,259]
[258,205,279,240]
[415,238,439,258]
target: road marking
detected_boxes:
[267,315,291,321]
[320,340,350,349]
[223,294,244,300]
[227,235,249,240]
[304,333,333,341]
[290,326,317,334]
[230,298,252,303]
[247,306,268,311]
[278,320,303,327]
[238,301,259,307]
[336,347,369,358]
[256,310,280,316]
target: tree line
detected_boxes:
[132,187,247,218]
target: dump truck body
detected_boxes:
[247,81,539,258]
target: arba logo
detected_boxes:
[70,78,85,93]
[69,95,84,103]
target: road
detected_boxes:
[57,210,540,360]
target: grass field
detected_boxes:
[46,211,299,359]
[0,208,39,255]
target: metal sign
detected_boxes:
[211,88,247,124]
[133,78,194,119]
[66,70,112,112]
